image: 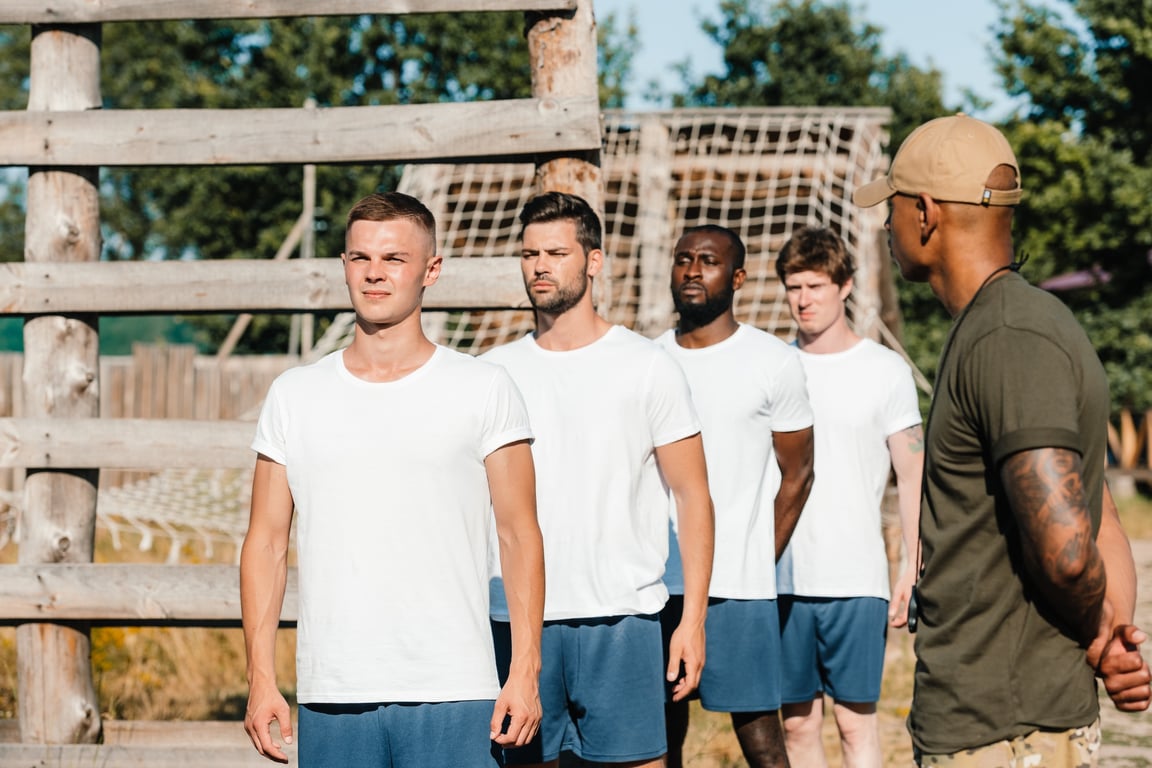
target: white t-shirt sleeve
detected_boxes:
[479,365,535,458]
[768,350,815,433]
[644,347,702,447]
[251,375,288,465]
[884,357,923,437]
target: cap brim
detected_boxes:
[852,177,896,208]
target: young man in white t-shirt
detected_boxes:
[240,192,545,768]
[483,192,714,767]
[774,226,923,768]
[656,225,814,768]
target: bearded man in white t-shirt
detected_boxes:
[656,225,814,768]
[774,226,923,768]
[240,192,545,768]
[483,191,715,768]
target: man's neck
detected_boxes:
[533,300,613,351]
[675,312,739,349]
[797,318,859,355]
[343,314,436,382]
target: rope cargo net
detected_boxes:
[1,108,902,561]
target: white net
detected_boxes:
[395,107,894,352]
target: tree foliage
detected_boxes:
[0,12,634,352]
[671,0,950,149]
[994,0,1152,411]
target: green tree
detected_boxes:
[993,0,1152,412]
[0,12,634,352]
[671,0,950,149]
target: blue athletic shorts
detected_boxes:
[777,595,888,704]
[298,700,501,768]
[659,595,783,712]
[492,614,667,764]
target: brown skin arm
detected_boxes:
[655,433,715,702]
[1090,482,1151,711]
[240,455,295,763]
[486,440,545,746]
[999,447,1107,647]
[771,426,814,560]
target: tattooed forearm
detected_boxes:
[1001,447,1107,644]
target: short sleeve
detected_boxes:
[883,356,923,437]
[479,365,534,458]
[767,349,815,432]
[644,347,702,447]
[967,328,1082,466]
[251,376,288,465]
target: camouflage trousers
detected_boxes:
[916,719,1100,768]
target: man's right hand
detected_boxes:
[1093,623,1152,712]
[244,681,294,763]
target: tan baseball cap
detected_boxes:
[853,113,1023,208]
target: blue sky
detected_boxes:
[592,0,1061,118]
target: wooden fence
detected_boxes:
[0,0,601,764]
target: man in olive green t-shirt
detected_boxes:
[854,114,1150,765]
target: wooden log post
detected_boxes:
[526,0,606,306]
[18,23,103,745]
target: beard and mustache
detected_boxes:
[672,282,734,327]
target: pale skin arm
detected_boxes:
[1090,481,1151,711]
[655,433,715,702]
[240,455,295,764]
[771,426,814,560]
[486,440,545,746]
[887,424,924,628]
[1000,447,1107,646]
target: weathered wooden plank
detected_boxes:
[20,21,104,746]
[0,97,601,167]
[0,257,528,314]
[0,564,297,623]
[0,744,294,767]
[0,418,256,469]
[0,720,265,746]
[0,0,575,23]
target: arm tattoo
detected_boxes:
[1001,447,1106,644]
[902,425,924,454]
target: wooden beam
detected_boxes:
[20,22,103,746]
[0,564,297,623]
[0,0,576,23]
[0,257,527,314]
[0,97,601,167]
[0,744,292,767]
[0,418,256,469]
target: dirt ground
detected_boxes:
[676,538,1152,767]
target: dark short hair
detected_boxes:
[775,226,855,286]
[679,224,747,271]
[346,191,436,248]
[519,191,602,255]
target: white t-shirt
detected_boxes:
[251,346,532,704]
[483,325,700,620]
[656,324,813,599]
[776,338,921,599]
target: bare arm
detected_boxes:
[771,426,814,560]
[486,440,545,747]
[887,424,924,628]
[1091,481,1151,711]
[655,433,714,702]
[999,447,1106,645]
[240,455,295,763]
